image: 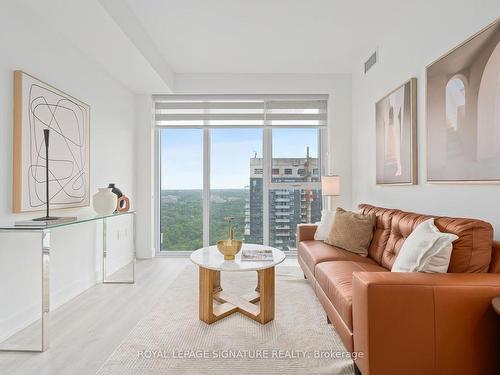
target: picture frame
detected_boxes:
[375,78,417,185]
[426,18,500,183]
[13,71,91,212]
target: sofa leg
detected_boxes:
[326,315,331,324]
[303,273,307,279]
[354,363,362,375]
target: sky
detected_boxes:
[161,128,318,189]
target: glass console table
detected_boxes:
[0,211,136,352]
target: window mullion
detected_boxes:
[203,128,210,247]
[154,128,161,253]
[263,110,271,246]
[320,127,328,210]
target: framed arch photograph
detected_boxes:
[426,18,500,183]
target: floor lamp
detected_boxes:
[321,175,340,211]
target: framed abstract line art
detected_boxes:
[375,78,417,185]
[13,71,90,213]
[427,19,500,183]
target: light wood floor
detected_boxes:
[0,257,298,375]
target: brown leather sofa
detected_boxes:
[297,204,500,375]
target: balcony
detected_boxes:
[275,205,290,210]
[275,218,290,223]
[275,191,290,196]
[275,198,290,202]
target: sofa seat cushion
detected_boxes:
[315,261,388,330]
[298,240,377,277]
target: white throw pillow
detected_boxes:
[314,210,336,241]
[391,218,458,273]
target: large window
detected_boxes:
[210,128,263,245]
[156,95,327,252]
[269,128,322,249]
[159,129,203,251]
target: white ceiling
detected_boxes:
[124,0,378,74]
[18,0,172,93]
[20,0,493,93]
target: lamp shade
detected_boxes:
[321,175,340,196]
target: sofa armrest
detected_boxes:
[352,272,500,375]
[296,224,318,243]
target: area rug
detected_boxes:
[96,266,355,375]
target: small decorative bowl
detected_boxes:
[217,240,242,260]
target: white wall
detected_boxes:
[134,95,155,258]
[351,2,500,237]
[0,1,136,341]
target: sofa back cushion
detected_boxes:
[359,204,493,273]
[358,204,399,264]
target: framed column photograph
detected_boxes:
[375,78,417,185]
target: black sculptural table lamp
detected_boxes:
[33,129,61,221]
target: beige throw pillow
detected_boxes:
[325,208,376,256]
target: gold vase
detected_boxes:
[217,239,242,260]
[217,217,242,260]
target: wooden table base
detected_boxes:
[198,266,275,324]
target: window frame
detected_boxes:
[154,96,328,256]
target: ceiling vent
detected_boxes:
[364,50,377,74]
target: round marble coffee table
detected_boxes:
[190,244,285,325]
